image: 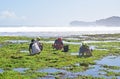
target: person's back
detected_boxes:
[79,45,86,56]
[29,39,41,55]
[53,38,63,50]
[54,39,59,44]
[36,37,43,51]
[79,43,92,56]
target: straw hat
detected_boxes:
[37,37,41,40]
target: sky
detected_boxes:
[0,0,120,26]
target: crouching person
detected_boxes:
[52,38,64,50]
[36,37,43,51]
[79,43,92,57]
[29,39,41,55]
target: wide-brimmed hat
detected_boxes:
[37,37,41,40]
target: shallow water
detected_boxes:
[64,37,80,40]
[75,65,120,79]
[0,69,4,73]
[38,68,66,73]
[75,56,120,78]
[95,49,108,51]
[70,53,79,55]
[6,40,29,43]
[38,66,108,79]
[39,75,55,79]
[75,65,106,77]
[0,44,2,48]
[38,68,78,79]
[117,38,120,41]
[41,40,82,45]
[96,56,120,66]
[63,41,82,45]
[83,40,120,43]
[39,56,120,79]
[77,56,120,78]
[89,46,96,50]
[20,50,29,53]
[38,39,120,46]
[13,68,29,73]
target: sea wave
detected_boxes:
[0,26,120,37]
[0,26,120,32]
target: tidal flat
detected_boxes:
[0,34,120,79]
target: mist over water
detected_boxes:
[0,26,120,37]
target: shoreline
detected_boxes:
[0,31,120,38]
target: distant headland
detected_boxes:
[70,16,120,26]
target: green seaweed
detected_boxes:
[0,35,120,79]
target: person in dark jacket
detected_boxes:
[52,38,64,50]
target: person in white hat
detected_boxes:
[36,37,43,51]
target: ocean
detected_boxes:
[0,26,120,37]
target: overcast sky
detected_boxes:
[0,0,120,26]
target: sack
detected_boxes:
[36,41,43,51]
[31,42,41,54]
[63,45,69,52]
